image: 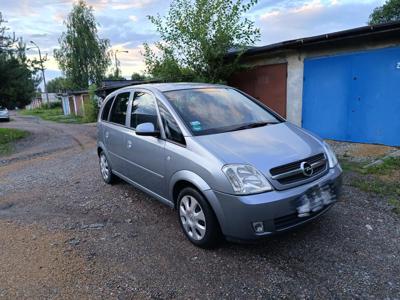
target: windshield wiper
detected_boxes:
[231,121,278,132]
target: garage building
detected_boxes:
[229,22,400,146]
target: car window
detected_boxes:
[163,88,280,136]
[109,92,130,125]
[101,96,115,121]
[157,100,185,145]
[130,92,159,130]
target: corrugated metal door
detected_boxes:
[302,46,400,146]
[229,63,287,117]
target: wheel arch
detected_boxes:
[169,171,226,233]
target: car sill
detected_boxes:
[112,170,174,208]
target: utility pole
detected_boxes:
[30,41,49,105]
[114,50,128,78]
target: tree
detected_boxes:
[46,77,73,93]
[104,73,126,81]
[142,0,260,83]
[0,12,41,108]
[131,72,147,81]
[369,0,400,25]
[54,0,111,89]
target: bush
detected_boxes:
[83,84,99,123]
[41,101,62,109]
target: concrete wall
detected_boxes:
[238,38,400,127]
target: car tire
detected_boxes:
[177,187,221,248]
[99,151,115,184]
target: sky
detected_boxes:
[0,0,386,83]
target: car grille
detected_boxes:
[269,153,327,185]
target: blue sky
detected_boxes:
[0,0,385,82]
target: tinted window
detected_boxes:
[163,88,280,136]
[130,92,159,130]
[101,97,114,121]
[109,92,130,125]
[157,100,185,145]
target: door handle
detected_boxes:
[127,140,132,149]
[105,131,109,139]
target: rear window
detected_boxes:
[109,92,130,125]
[101,97,114,121]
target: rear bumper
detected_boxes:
[0,115,9,120]
[204,165,342,240]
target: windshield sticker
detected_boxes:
[190,121,202,131]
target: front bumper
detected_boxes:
[204,165,342,240]
[0,115,9,120]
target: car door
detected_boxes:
[104,91,132,177]
[123,89,167,198]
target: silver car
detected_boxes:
[97,83,342,248]
[0,107,10,121]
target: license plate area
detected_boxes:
[297,184,336,217]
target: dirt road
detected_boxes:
[0,113,399,299]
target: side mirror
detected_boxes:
[136,122,160,137]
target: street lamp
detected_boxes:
[30,41,49,105]
[114,50,128,78]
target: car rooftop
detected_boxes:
[126,82,226,92]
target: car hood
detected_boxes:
[194,122,325,175]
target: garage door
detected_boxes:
[302,47,400,146]
[229,63,287,117]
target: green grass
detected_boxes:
[0,128,30,155]
[364,157,400,175]
[388,198,400,215]
[341,157,400,215]
[340,157,400,175]
[21,107,85,124]
[350,178,400,197]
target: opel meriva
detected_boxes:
[97,83,342,248]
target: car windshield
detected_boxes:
[163,88,280,135]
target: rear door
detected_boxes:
[104,91,131,176]
[123,89,167,197]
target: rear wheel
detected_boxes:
[177,187,221,248]
[99,151,115,184]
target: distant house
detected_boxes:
[60,90,89,116]
[60,79,159,117]
[41,93,61,103]
[228,21,400,146]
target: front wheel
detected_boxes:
[177,187,221,248]
[99,152,115,184]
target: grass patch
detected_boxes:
[364,157,400,175]
[21,108,85,124]
[0,128,30,155]
[388,198,400,215]
[339,159,365,173]
[342,156,400,216]
[340,157,400,175]
[350,178,400,197]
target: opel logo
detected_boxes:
[300,162,314,177]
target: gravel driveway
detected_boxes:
[0,113,399,299]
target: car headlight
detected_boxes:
[322,141,338,168]
[222,164,273,195]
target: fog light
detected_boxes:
[252,221,264,233]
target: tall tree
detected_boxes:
[369,0,400,25]
[143,0,260,83]
[0,12,41,108]
[54,0,111,89]
[46,77,73,93]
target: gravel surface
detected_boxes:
[0,113,399,299]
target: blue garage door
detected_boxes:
[302,46,400,146]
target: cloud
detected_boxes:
[129,15,138,22]
[257,0,385,44]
